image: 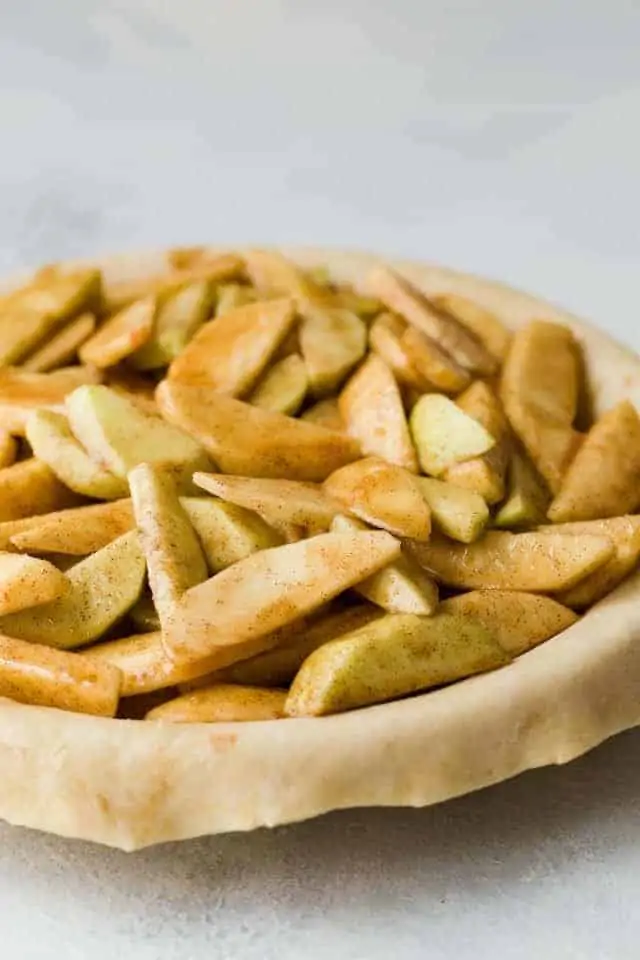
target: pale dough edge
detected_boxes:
[0,245,637,851]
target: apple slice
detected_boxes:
[299,302,367,397]
[401,326,471,394]
[369,312,434,392]
[410,394,495,477]
[300,398,345,431]
[0,268,101,365]
[369,266,496,375]
[0,432,16,470]
[324,457,431,540]
[67,384,210,486]
[129,465,208,626]
[157,380,360,481]
[248,353,308,415]
[331,513,438,614]
[181,497,283,571]
[494,450,550,529]
[285,612,508,717]
[168,297,296,395]
[415,477,489,543]
[538,515,640,608]
[23,312,96,372]
[103,253,242,314]
[130,280,212,370]
[0,459,80,522]
[0,553,69,615]
[339,353,418,473]
[445,381,510,504]
[548,401,640,522]
[164,529,400,666]
[215,284,256,316]
[204,605,382,689]
[26,409,127,499]
[146,685,287,723]
[9,500,134,555]
[501,320,582,493]
[0,365,100,435]
[0,531,145,649]
[432,293,511,362]
[194,472,340,536]
[441,591,578,655]
[409,530,614,592]
[79,297,155,368]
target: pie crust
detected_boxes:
[0,247,638,850]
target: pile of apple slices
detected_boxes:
[0,248,637,723]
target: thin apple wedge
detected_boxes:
[324,457,431,540]
[547,401,640,522]
[180,497,283,572]
[86,630,217,696]
[129,464,208,626]
[164,529,401,666]
[410,394,495,477]
[193,472,340,536]
[494,450,550,529]
[9,500,134,555]
[0,268,101,365]
[22,312,96,372]
[0,432,16,470]
[538,515,640,608]
[246,254,367,395]
[409,530,614,592]
[501,320,583,493]
[331,513,438,614]
[104,366,159,415]
[103,253,242,314]
[128,594,161,633]
[300,398,345,431]
[67,384,210,486]
[445,381,510,504]
[248,353,308,415]
[369,312,434,393]
[432,293,512,363]
[0,365,100,435]
[156,380,360,481]
[243,249,325,301]
[0,530,145,649]
[146,685,288,723]
[0,511,80,551]
[440,591,578,655]
[203,604,382,689]
[0,634,121,717]
[285,612,509,717]
[168,297,296,395]
[8,494,282,565]
[339,353,418,473]
[26,409,127,499]
[79,297,155,368]
[415,477,489,543]
[299,302,367,397]
[129,280,212,370]
[369,266,497,375]
[0,553,69,615]
[331,286,382,319]
[215,283,256,316]
[0,459,80,522]
[401,326,471,394]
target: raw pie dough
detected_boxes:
[0,247,639,851]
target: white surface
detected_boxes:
[0,1,639,957]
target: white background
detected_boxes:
[0,1,639,957]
